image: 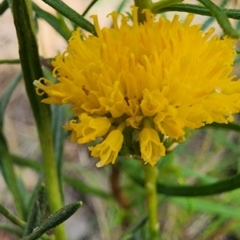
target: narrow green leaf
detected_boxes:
[198,0,239,38]
[0,186,51,240]
[157,173,240,196]
[206,122,240,132]
[11,154,42,171]
[119,216,148,240]
[154,4,240,20]
[0,145,27,219]
[51,105,65,201]
[116,0,128,13]
[172,197,240,219]
[32,3,70,40]
[21,201,82,240]
[0,203,26,228]
[82,0,98,17]
[0,71,22,150]
[122,158,240,196]
[64,175,112,199]
[23,184,47,236]
[42,0,96,35]
[199,217,229,240]
[0,59,21,64]
[236,19,240,31]
[0,71,22,127]
[6,0,12,8]
[0,224,22,237]
[151,0,183,12]
[0,0,8,15]
[181,168,216,184]
[201,0,228,30]
[55,11,72,38]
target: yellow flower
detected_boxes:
[34,6,240,166]
[140,127,165,166]
[63,113,111,144]
[89,129,124,167]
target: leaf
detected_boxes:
[23,184,47,236]
[198,0,239,38]
[119,216,148,240]
[171,197,240,219]
[0,224,22,237]
[122,157,240,196]
[153,3,240,21]
[32,3,70,40]
[201,0,228,30]
[0,0,8,15]
[64,175,112,199]
[0,71,22,129]
[206,122,240,132]
[41,0,96,35]
[51,105,65,201]
[0,203,26,228]
[21,201,82,240]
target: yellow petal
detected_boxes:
[64,113,111,144]
[139,127,165,165]
[89,130,124,167]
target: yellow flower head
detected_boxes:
[34,6,240,167]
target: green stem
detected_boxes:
[153,3,240,20]
[143,163,159,240]
[0,59,21,64]
[134,0,153,23]
[151,0,183,12]
[0,202,26,228]
[11,0,66,239]
[198,0,239,38]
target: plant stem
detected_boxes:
[39,120,67,240]
[152,3,240,20]
[198,0,239,38]
[143,163,159,240]
[134,0,152,22]
[151,0,183,12]
[0,202,26,228]
[11,0,67,239]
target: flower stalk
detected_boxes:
[143,163,159,240]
